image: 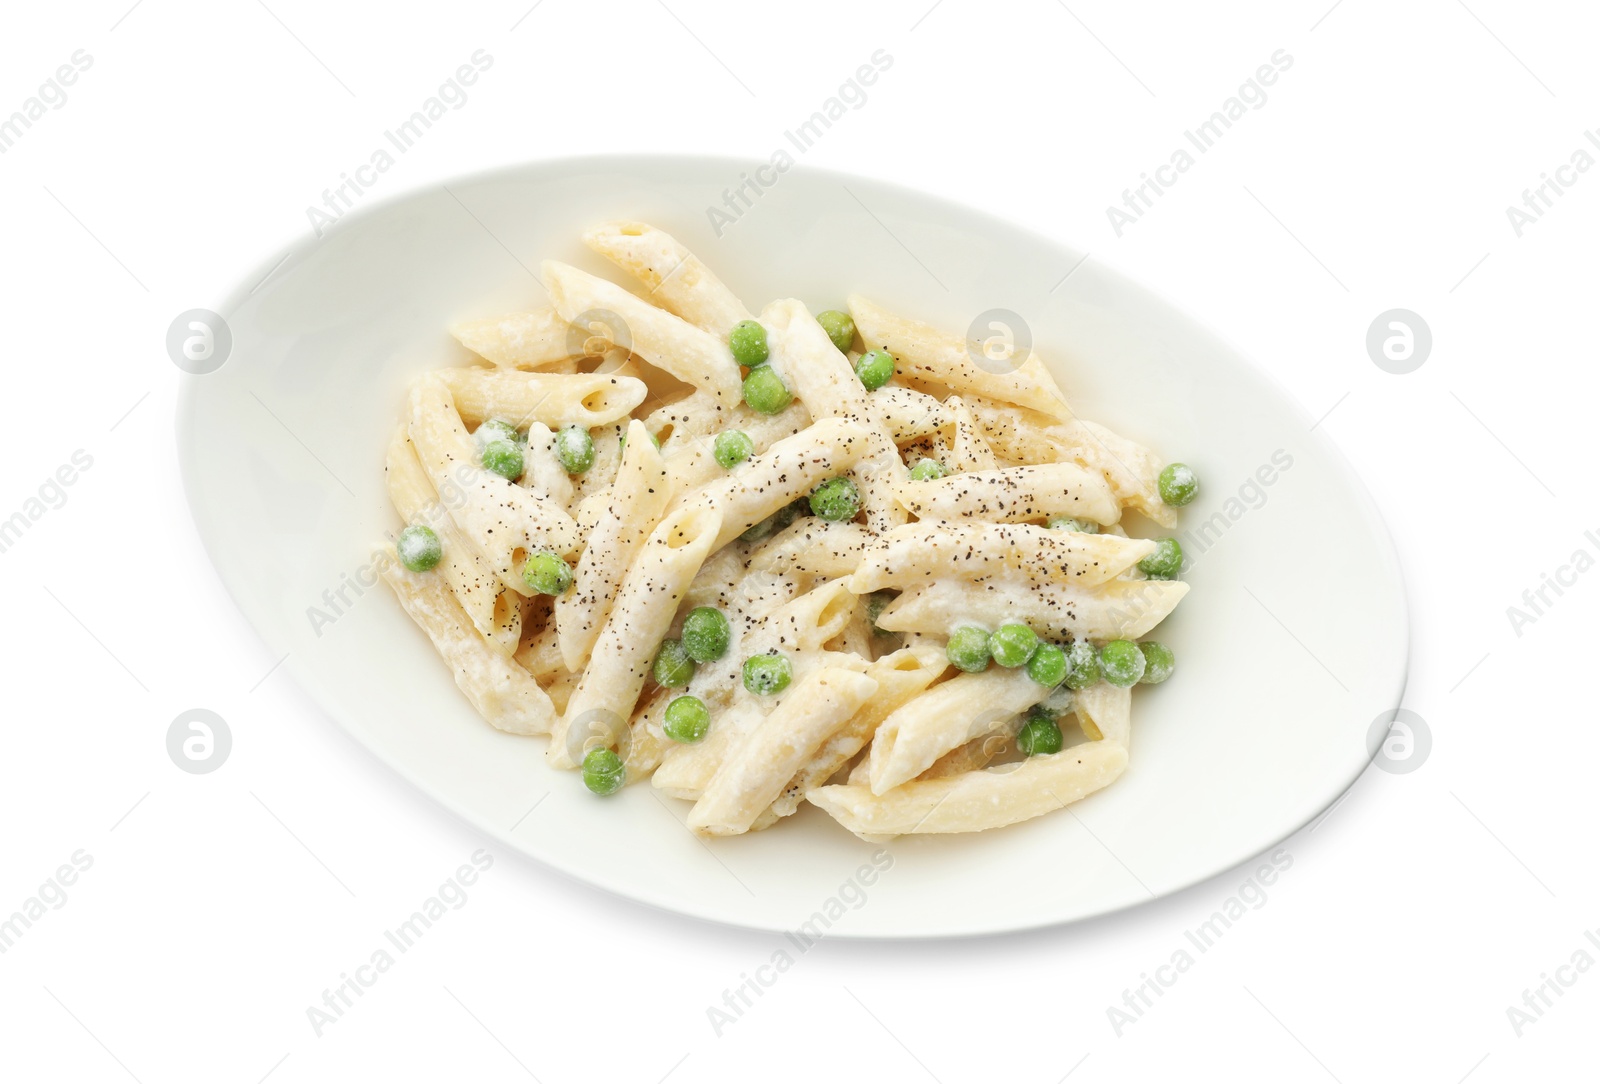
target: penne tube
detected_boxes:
[407,376,582,594]
[848,294,1071,420]
[851,427,912,535]
[762,299,872,422]
[688,667,879,836]
[894,463,1121,526]
[542,260,742,407]
[747,519,872,578]
[876,576,1189,642]
[847,522,1157,592]
[917,716,1025,780]
[873,386,950,443]
[386,427,519,651]
[549,502,724,769]
[450,307,577,370]
[584,220,753,338]
[518,422,575,511]
[757,644,948,827]
[379,556,555,735]
[431,367,646,430]
[1074,682,1132,748]
[555,420,671,672]
[807,739,1128,837]
[624,685,674,785]
[675,417,876,549]
[868,665,1044,794]
[944,396,998,473]
[660,401,811,499]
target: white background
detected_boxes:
[1,0,1594,1080]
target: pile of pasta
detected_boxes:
[379,221,1189,839]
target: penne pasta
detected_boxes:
[431,367,647,430]
[847,521,1158,592]
[584,220,754,338]
[808,739,1128,837]
[543,260,742,407]
[894,463,1121,525]
[451,306,578,370]
[876,576,1189,642]
[380,556,555,735]
[868,665,1044,794]
[848,294,1071,420]
[1074,682,1132,748]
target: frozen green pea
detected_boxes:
[729,320,770,367]
[988,624,1039,668]
[681,606,730,663]
[816,309,856,353]
[1017,714,1063,756]
[1063,640,1100,690]
[908,459,946,482]
[809,477,861,522]
[1139,537,1183,580]
[581,748,625,795]
[554,425,596,473]
[477,418,519,445]
[395,525,441,572]
[663,695,711,743]
[742,365,792,415]
[1047,515,1099,533]
[521,550,573,595]
[1139,641,1175,684]
[946,625,991,673]
[742,653,792,695]
[1099,639,1147,687]
[1158,463,1198,506]
[481,439,524,481]
[854,349,895,391]
[1026,642,1068,686]
[652,639,695,687]
[714,429,754,469]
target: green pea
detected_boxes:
[554,425,595,473]
[946,625,991,673]
[1138,537,1183,580]
[1017,714,1063,756]
[1099,639,1147,687]
[477,418,519,445]
[729,320,770,367]
[865,590,898,636]
[681,606,730,663]
[521,550,573,595]
[663,695,711,743]
[816,309,856,353]
[1139,641,1176,684]
[652,639,695,688]
[1026,642,1067,686]
[742,365,792,415]
[395,525,441,572]
[581,748,625,795]
[854,349,895,391]
[481,439,524,481]
[742,653,792,695]
[1158,462,1198,506]
[714,429,754,469]
[1063,640,1101,690]
[908,459,946,482]
[809,477,861,522]
[1047,515,1099,533]
[989,623,1039,668]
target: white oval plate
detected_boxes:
[178,156,1408,938]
